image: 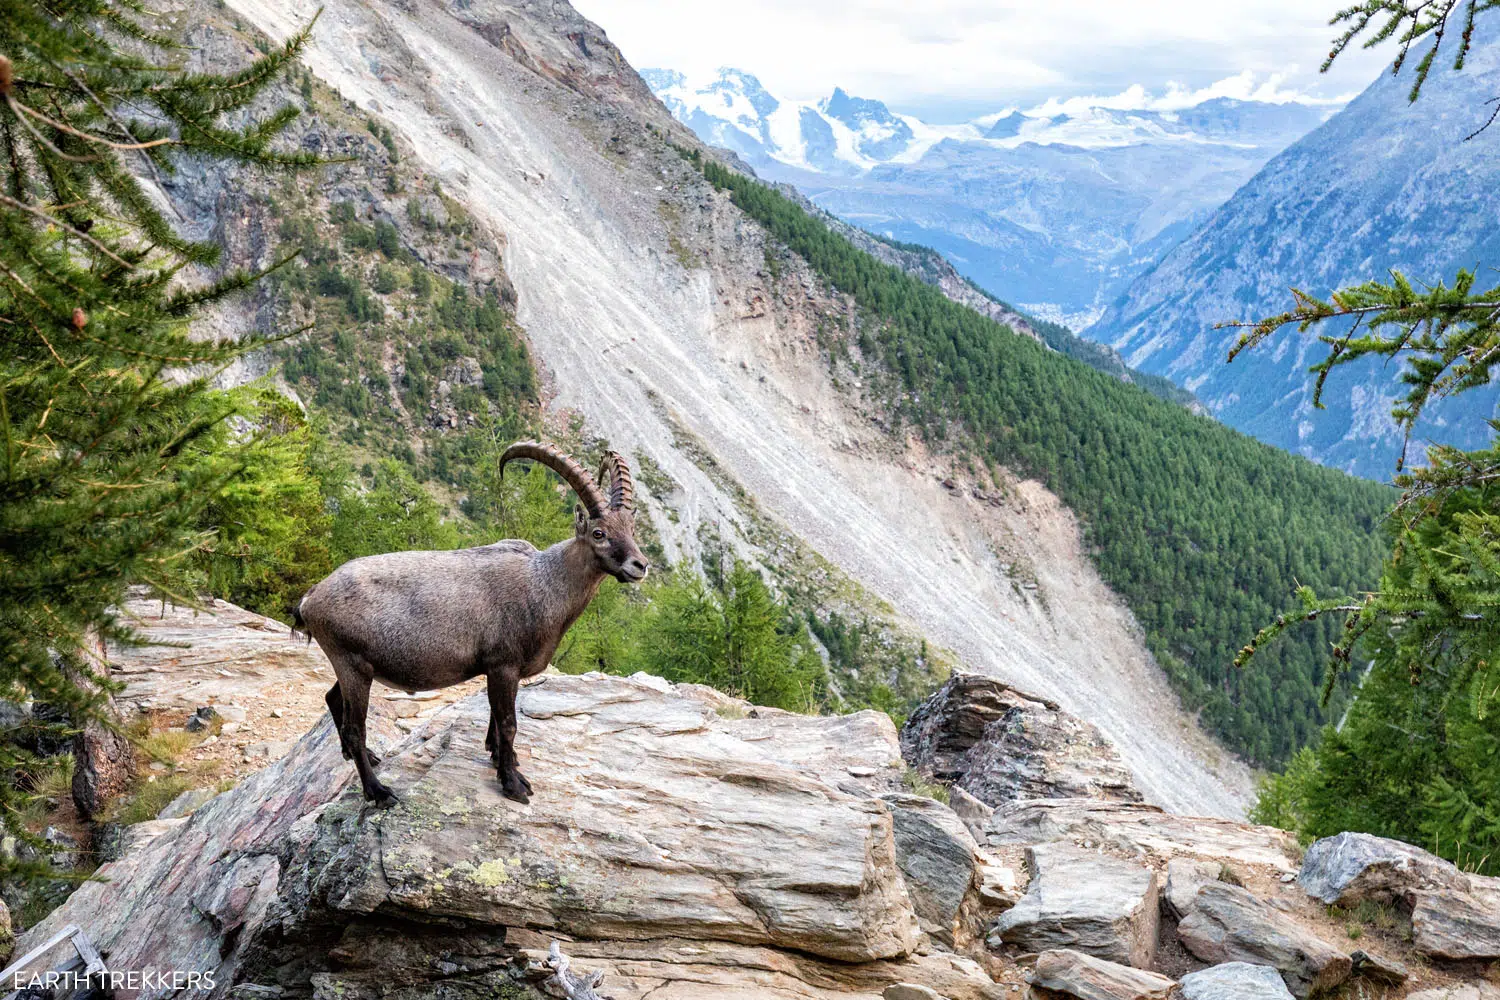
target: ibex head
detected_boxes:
[499,441,650,583]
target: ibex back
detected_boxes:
[295,442,648,805]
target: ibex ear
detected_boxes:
[574,503,588,535]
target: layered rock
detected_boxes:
[1027,949,1176,1000]
[1411,882,1500,960]
[900,675,1141,805]
[1176,883,1351,997]
[983,799,1299,871]
[1163,858,1222,919]
[16,673,1007,999]
[1405,988,1500,1000]
[880,793,986,948]
[989,844,1159,968]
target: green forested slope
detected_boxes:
[698,156,1393,765]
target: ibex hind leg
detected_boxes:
[328,655,396,806]
[324,682,380,766]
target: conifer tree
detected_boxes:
[1236,0,1500,869]
[0,1,314,865]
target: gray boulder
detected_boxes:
[1028,949,1176,1000]
[989,843,1159,968]
[1299,832,1468,906]
[1178,962,1294,1000]
[1404,989,1500,1000]
[1177,882,1350,997]
[1297,832,1500,961]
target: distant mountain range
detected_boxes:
[644,68,1335,328]
[1088,25,1500,480]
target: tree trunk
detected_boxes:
[69,633,133,822]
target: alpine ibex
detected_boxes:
[294,442,648,805]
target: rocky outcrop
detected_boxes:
[881,793,985,948]
[1176,883,1351,997]
[989,844,1160,968]
[1027,949,1176,1000]
[1177,962,1294,1000]
[901,675,1142,806]
[16,672,1008,1000]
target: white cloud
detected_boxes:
[570,0,1394,115]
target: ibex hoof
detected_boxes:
[500,770,532,804]
[364,783,400,807]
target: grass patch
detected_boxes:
[110,774,193,826]
[137,728,203,763]
[1327,898,1408,946]
[1216,863,1246,887]
[14,754,76,830]
[902,768,950,804]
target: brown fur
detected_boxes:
[299,479,647,806]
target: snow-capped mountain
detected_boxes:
[644,68,1335,328]
[1088,24,1500,480]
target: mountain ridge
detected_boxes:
[1087,19,1500,478]
[646,67,1337,328]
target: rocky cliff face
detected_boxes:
[185,0,1251,815]
[1088,20,1500,479]
[18,611,1498,999]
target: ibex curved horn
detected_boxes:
[597,451,634,511]
[500,441,607,518]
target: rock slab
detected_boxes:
[1176,882,1350,997]
[984,799,1299,871]
[1411,881,1500,960]
[882,792,985,947]
[1163,858,1221,919]
[1028,949,1175,1000]
[989,843,1159,968]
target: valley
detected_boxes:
[8,1,1500,997]
[216,0,1265,813]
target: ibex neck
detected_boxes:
[536,537,606,625]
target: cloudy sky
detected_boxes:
[570,0,1399,120]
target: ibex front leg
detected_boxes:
[486,666,532,804]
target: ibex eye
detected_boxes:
[592,529,605,540]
